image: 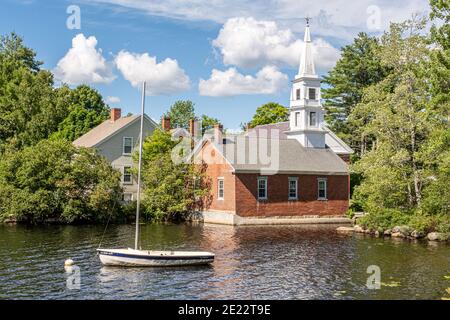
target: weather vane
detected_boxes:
[305,16,311,26]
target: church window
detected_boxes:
[309,112,317,127]
[295,112,300,127]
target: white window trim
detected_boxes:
[123,166,133,185]
[296,88,301,100]
[318,178,327,201]
[258,176,268,201]
[288,177,298,200]
[123,137,133,155]
[122,192,133,202]
[217,177,224,200]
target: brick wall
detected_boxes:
[234,173,349,217]
[199,141,236,213]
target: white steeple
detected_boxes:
[286,20,326,149]
[297,19,317,79]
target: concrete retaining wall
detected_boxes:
[194,211,352,226]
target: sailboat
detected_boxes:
[97,82,215,267]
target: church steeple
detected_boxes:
[286,20,326,149]
[297,19,317,79]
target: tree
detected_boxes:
[0,61,66,150]
[428,0,450,116]
[200,114,220,134]
[248,102,288,128]
[0,139,122,223]
[139,129,208,221]
[0,32,42,72]
[165,100,195,129]
[353,16,449,232]
[322,32,388,156]
[52,85,110,141]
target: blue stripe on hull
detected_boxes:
[98,251,214,261]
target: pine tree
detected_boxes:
[322,33,388,156]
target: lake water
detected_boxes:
[0,223,449,300]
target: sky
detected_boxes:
[1,0,430,129]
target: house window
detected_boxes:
[258,177,268,200]
[295,112,301,127]
[318,178,327,200]
[123,137,133,155]
[296,88,301,100]
[122,193,133,202]
[218,178,224,200]
[288,177,298,200]
[309,112,317,127]
[308,88,316,100]
[123,166,133,184]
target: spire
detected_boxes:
[297,19,316,78]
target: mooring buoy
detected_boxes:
[64,258,74,267]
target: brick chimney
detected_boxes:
[189,119,194,136]
[110,108,121,122]
[214,124,223,144]
[162,116,171,131]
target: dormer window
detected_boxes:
[309,112,317,127]
[296,89,301,100]
[308,88,316,100]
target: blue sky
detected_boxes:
[1,0,429,129]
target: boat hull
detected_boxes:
[97,249,214,267]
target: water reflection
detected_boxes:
[0,223,449,299]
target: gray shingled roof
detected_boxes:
[247,121,353,155]
[211,136,348,175]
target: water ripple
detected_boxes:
[0,224,449,299]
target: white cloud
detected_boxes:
[199,66,288,97]
[106,96,121,104]
[53,34,115,85]
[212,17,340,71]
[114,51,190,95]
[89,0,429,41]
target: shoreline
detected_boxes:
[336,225,450,243]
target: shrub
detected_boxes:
[0,139,122,224]
[357,208,411,230]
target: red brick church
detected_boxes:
[193,22,353,225]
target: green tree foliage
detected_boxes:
[428,0,450,115]
[0,33,67,150]
[352,16,449,232]
[322,32,388,155]
[248,102,288,128]
[200,114,220,134]
[165,100,195,129]
[52,85,110,141]
[139,129,208,221]
[0,33,109,149]
[0,32,42,72]
[0,139,122,223]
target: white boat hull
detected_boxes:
[97,248,214,267]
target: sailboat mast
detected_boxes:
[135,81,146,250]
